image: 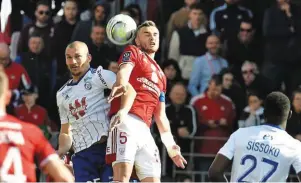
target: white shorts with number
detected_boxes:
[106,114,161,180]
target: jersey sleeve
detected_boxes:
[92,66,116,89]
[292,145,301,173]
[56,92,68,124]
[218,130,238,160]
[31,125,58,168]
[118,45,139,67]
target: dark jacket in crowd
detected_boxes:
[88,43,118,69]
[20,52,51,108]
[286,108,301,138]
[17,23,54,57]
[263,3,301,64]
[52,18,78,76]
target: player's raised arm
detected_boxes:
[108,46,137,102]
[154,93,187,169]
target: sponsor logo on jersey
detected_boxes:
[137,77,160,96]
[84,82,92,90]
[69,97,88,120]
[122,51,131,62]
[97,69,108,87]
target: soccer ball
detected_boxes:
[106,14,137,46]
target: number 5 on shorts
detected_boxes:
[119,132,127,144]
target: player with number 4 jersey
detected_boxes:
[0,69,74,182]
[209,92,301,182]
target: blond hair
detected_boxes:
[135,20,157,38]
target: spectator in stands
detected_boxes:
[188,35,228,96]
[167,83,197,152]
[17,0,54,57]
[71,1,108,44]
[20,34,51,108]
[286,88,301,141]
[0,43,31,107]
[88,24,117,69]
[210,0,253,43]
[240,61,272,99]
[125,4,143,25]
[15,85,52,139]
[108,61,119,74]
[190,74,235,181]
[225,20,263,78]
[169,3,210,80]
[166,0,197,43]
[220,68,245,129]
[238,91,264,128]
[161,83,197,177]
[52,0,79,78]
[262,0,301,95]
[162,59,183,99]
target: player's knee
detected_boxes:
[140,177,160,182]
[112,162,133,182]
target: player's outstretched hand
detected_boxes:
[110,109,127,132]
[108,83,128,103]
[170,145,187,169]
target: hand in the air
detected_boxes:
[107,83,128,103]
[109,109,127,132]
[170,145,187,169]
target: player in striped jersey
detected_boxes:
[209,92,301,182]
[56,41,136,182]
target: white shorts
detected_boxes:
[106,114,161,180]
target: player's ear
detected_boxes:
[87,54,92,63]
[5,90,12,105]
[135,37,140,46]
[288,110,292,120]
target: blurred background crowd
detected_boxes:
[1,0,301,182]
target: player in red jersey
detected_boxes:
[0,69,74,182]
[106,21,187,182]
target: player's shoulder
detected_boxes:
[190,93,206,105]
[124,45,139,52]
[57,79,72,94]
[1,115,39,131]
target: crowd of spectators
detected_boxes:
[1,0,301,181]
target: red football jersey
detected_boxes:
[5,62,31,90]
[0,114,56,182]
[109,45,167,127]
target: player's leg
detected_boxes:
[110,120,138,182]
[72,142,111,182]
[134,125,161,182]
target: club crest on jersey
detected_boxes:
[122,51,131,62]
[84,82,92,90]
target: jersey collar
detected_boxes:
[263,123,284,130]
[68,68,91,86]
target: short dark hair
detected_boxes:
[247,90,263,100]
[210,74,223,86]
[36,0,50,8]
[264,92,291,125]
[190,3,203,11]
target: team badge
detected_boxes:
[122,51,131,62]
[33,114,38,119]
[119,148,125,155]
[85,82,92,90]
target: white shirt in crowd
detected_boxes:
[56,66,115,153]
[219,124,301,182]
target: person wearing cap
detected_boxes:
[14,85,52,139]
